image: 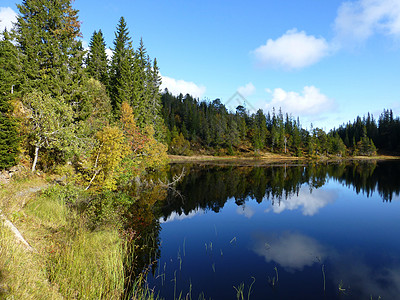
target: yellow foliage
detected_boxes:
[139,124,168,170]
[83,103,168,190]
[87,126,130,190]
[120,101,145,153]
[120,102,168,172]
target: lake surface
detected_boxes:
[144,161,400,299]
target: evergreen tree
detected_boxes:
[109,16,134,116]
[252,109,267,151]
[86,30,108,86]
[131,37,147,122]
[15,0,84,103]
[0,31,20,168]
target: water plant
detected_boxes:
[233,277,256,300]
[233,282,245,300]
[338,280,347,294]
[268,267,279,289]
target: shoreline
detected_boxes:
[168,154,400,166]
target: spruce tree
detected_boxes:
[131,37,148,126]
[86,30,108,86]
[14,0,84,170]
[0,31,20,168]
[109,16,134,116]
[14,0,84,103]
[148,58,164,140]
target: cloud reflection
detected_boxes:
[332,253,400,299]
[252,231,400,298]
[265,186,337,216]
[160,209,203,223]
[252,231,327,271]
[237,204,255,219]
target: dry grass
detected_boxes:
[169,152,300,165]
[169,153,400,166]
[0,223,63,300]
[0,174,49,216]
[0,176,126,299]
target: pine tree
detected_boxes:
[131,38,148,127]
[148,58,164,140]
[109,16,134,116]
[86,30,108,86]
[0,31,20,168]
[15,0,84,103]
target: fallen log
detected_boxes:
[0,209,36,252]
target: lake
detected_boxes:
[142,161,400,299]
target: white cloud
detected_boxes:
[237,82,256,97]
[334,0,400,45]
[264,86,334,116]
[105,48,113,61]
[0,7,17,33]
[252,29,330,69]
[160,75,206,98]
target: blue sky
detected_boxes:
[1,0,400,130]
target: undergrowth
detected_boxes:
[0,176,157,299]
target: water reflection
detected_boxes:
[161,161,400,220]
[332,253,400,299]
[160,209,203,223]
[236,204,255,219]
[251,231,328,271]
[136,161,400,299]
[265,186,337,216]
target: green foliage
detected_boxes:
[333,109,400,154]
[85,30,109,86]
[15,0,85,103]
[355,127,377,156]
[75,78,112,125]
[109,16,134,116]
[22,91,75,171]
[0,99,19,169]
[170,133,191,155]
[0,31,20,169]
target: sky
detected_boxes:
[1,0,400,130]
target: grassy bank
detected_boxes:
[0,175,130,299]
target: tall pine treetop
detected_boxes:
[109,16,134,116]
[86,29,108,86]
[14,0,84,100]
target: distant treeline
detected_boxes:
[332,109,400,154]
[161,91,399,156]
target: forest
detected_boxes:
[162,92,400,157]
[0,1,167,184]
[1,1,400,173]
[1,1,400,299]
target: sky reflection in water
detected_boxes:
[148,162,400,299]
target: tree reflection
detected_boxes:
[123,184,165,294]
[159,161,400,221]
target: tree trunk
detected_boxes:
[31,145,39,172]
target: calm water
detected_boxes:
[144,161,400,299]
